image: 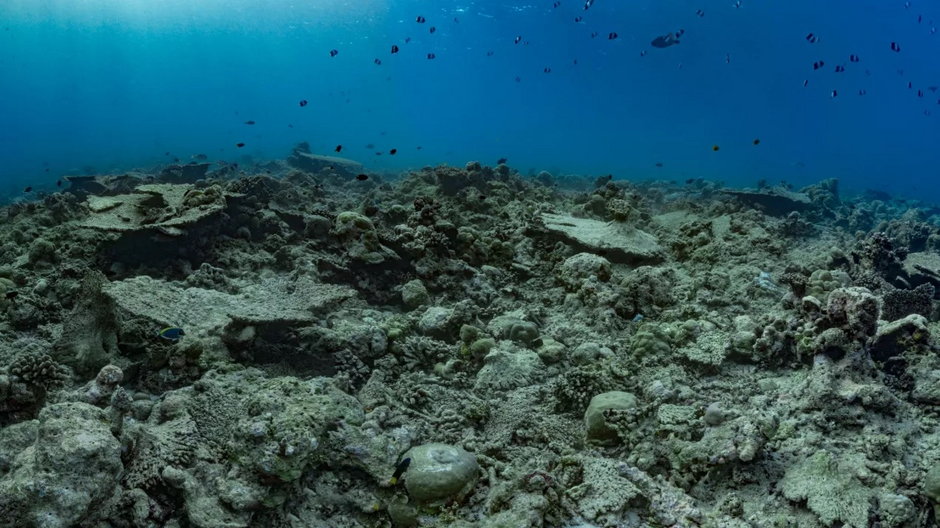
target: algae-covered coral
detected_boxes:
[2,155,940,527]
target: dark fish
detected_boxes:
[813,60,825,70]
[753,138,760,145]
[427,53,436,59]
[299,100,309,107]
[640,50,647,56]
[391,44,400,53]
[158,327,185,341]
[655,162,664,167]
[56,180,62,187]
[712,145,720,151]
[591,31,598,38]
[417,146,423,150]
[23,186,32,192]
[651,31,682,48]
[244,120,256,125]
[479,194,486,200]
[574,16,583,23]
[543,67,552,73]
[805,33,818,43]
[365,143,375,149]
[389,148,398,155]
[497,157,508,164]
[849,54,860,63]
[918,89,924,97]
[356,174,369,181]
[514,35,522,44]
[928,86,939,92]
[329,49,338,57]
[515,76,521,82]
[909,81,913,89]
[583,0,595,10]
[5,290,18,301]
[236,143,245,148]
[486,50,494,56]
[416,15,426,23]
[608,32,618,40]
[374,58,382,65]
[389,458,412,485]
[405,37,412,43]
[859,89,867,95]
[834,65,845,73]
[335,145,343,152]
[891,41,901,52]
[696,9,704,17]
[430,26,436,33]
[554,1,561,7]
[831,89,838,98]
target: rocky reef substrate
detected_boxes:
[2,153,940,527]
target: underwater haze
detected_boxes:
[2,0,940,199]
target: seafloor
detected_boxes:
[2,144,940,528]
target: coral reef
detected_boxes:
[2,160,940,528]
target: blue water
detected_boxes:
[1,0,939,201]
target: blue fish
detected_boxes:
[158,327,185,341]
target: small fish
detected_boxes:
[591,31,598,38]
[497,157,508,164]
[514,35,522,44]
[859,89,867,95]
[583,0,595,10]
[909,81,913,89]
[733,0,741,7]
[486,50,494,56]
[427,53,436,59]
[918,89,924,97]
[390,148,398,155]
[515,76,522,82]
[574,16,583,22]
[891,41,901,52]
[236,142,245,148]
[805,33,818,43]
[544,67,552,73]
[430,26,436,33]
[244,120,256,125]
[23,186,32,192]
[417,146,423,150]
[391,44,400,53]
[56,180,62,187]
[928,86,939,92]
[553,1,561,7]
[158,327,186,341]
[651,31,682,48]
[813,60,825,70]
[696,9,704,17]
[374,58,382,65]
[640,50,647,57]
[712,145,720,151]
[655,162,664,167]
[365,143,375,149]
[416,15,426,23]
[299,100,309,107]
[725,53,730,64]
[356,174,369,181]
[608,32,618,40]
[335,145,343,152]
[405,37,412,43]
[831,89,838,98]
[329,49,338,57]
[834,65,845,73]
[849,54,860,63]
[753,138,760,145]
[389,458,412,485]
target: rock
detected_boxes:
[557,252,612,290]
[721,187,814,216]
[158,162,210,184]
[418,306,458,340]
[103,274,356,340]
[402,443,479,503]
[287,143,363,176]
[75,183,237,235]
[540,213,664,265]
[474,345,542,392]
[0,403,123,528]
[584,391,638,445]
[401,280,429,309]
[869,314,929,362]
